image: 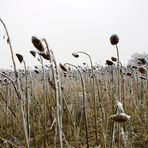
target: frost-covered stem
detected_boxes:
[64,63,89,148]
[115,45,121,102]
[76,51,98,145]
[23,60,30,143]
[0,18,29,148]
[43,39,63,148]
[38,54,47,148]
[115,45,121,148]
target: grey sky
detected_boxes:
[0,0,148,68]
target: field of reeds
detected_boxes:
[0,19,148,148]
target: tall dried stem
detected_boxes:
[73,51,98,146]
[0,18,30,148]
[64,63,89,148]
[43,39,63,148]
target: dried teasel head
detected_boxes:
[132,65,138,69]
[106,60,114,66]
[34,70,39,74]
[126,72,132,77]
[138,66,147,74]
[59,63,67,72]
[137,57,146,65]
[111,56,117,62]
[72,52,79,58]
[109,101,131,123]
[110,113,131,123]
[39,52,50,60]
[31,36,44,52]
[35,66,38,69]
[16,54,23,63]
[110,34,119,45]
[30,50,36,57]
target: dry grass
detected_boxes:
[0,64,148,147]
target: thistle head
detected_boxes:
[34,70,39,74]
[31,36,44,52]
[16,54,23,63]
[39,52,50,60]
[138,66,147,74]
[106,60,114,66]
[72,52,79,58]
[110,34,119,45]
[111,56,117,62]
[126,72,132,77]
[30,50,36,57]
[137,57,146,65]
[110,113,131,123]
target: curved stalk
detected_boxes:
[74,51,99,146]
[64,63,89,148]
[43,39,63,148]
[0,18,30,148]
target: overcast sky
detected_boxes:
[0,0,148,69]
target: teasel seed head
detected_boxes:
[111,56,117,62]
[110,113,131,123]
[59,63,67,72]
[39,52,50,60]
[109,101,131,122]
[132,66,138,69]
[110,34,119,45]
[106,60,114,66]
[30,50,36,57]
[31,36,44,52]
[72,52,79,58]
[16,54,23,63]
[126,72,132,77]
[138,66,147,74]
[34,70,39,74]
[137,57,146,65]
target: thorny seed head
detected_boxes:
[110,34,119,45]
[34,70,39,74]
[59,63,67,72]
[106,60,114,66]
[109,101,131,123]
[111,56,117,62]
[16,54,23,63]
[35,66,38,69]
[31,36,44,52]
[138,66,147,74]
[72,52,79,58]
[110,113,131,123]
[132,66,138,69]
[126,72,132,77]
[30,50,36,57]
[137,57,146,65]
[39,52,50,60]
